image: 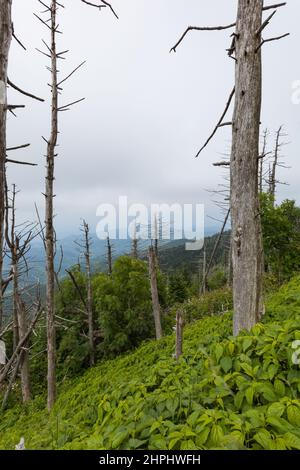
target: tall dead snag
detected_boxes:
[258,128,270,194]
[231,1,264,335]
[82,221,95,366]
[148,245,162,340]
[4,184,36,402]
[268,125,288,202]
[171,1,288,336]
[0,1,12,331]
[106,235,112,275]
[42,0,59,411]
[175,310,184,361]
[36,0,86,410]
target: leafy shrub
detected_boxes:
[0,278,299,450]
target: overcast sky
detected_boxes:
[7,0,300,238]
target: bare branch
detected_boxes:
[256,32,290,52]
[81,0,119,19]
[196,87,235,158]
[263,2,287,11]
[7,78,45,102]
[170,23,236,53]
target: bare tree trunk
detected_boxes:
[148,246,162,340]
[269,125,283,203]
[258,128,268,194]
[83,221,95,366]
[0,0,12,331]
[175,310,184,361]
[231,0,263,336]
[107,235,112,275]
[46,0,58,411]
[201,247,206,295]
[9,186,30,402]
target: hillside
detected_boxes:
[0,276,299,450]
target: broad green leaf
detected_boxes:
[245,386,254,406]
[243,338,252,352]
[215,344,224,363]
[287,405,300,427]
[253,430,272,450]
[283,432,300,450]
[220,356,232,373]
[267,402,285,418]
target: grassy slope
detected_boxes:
[0,277,300,450]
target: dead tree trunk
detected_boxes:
[45,0,58,411]
[201,247,206,295]
[269,125,283,202]
[5,184,31,402]
[107,235,112,275]
[148,245,162,340]
[175,310,184,361]
[83,221,95,366]
[0,0,12,331]
[258,128,269,194]
[231,0,263,335]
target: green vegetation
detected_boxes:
[261,194,300,284]
[0,276,299,450]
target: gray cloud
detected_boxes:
[7,0,300,236]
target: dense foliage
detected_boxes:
[0,276,299,450]
[261,194,300,283]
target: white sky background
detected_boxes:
[7,0,300,237]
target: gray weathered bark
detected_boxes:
[106,235,112,274]
[148,246,162,340]
[5,185,31,402]
[0,0,12,331]
[83,221,95,366]
[269,125,283,202]
[231,0,263,336]
[45,0,58,410]
[175,310,184,361]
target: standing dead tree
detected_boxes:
[35,0,92,410]
[175,309,184,361]
[268,125,288,202]
[0,2,44,331]
[148,244,162,340]
[106,235,112,275]
[171,1,289,336]
[0,296,42,410]
[82,221,95,366]
[258,128,271,194]
[0,1,12,333]
[4,184,39,402]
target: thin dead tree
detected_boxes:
[148,244,162,340]
[0,1,44,331]
[82,220,95,366]
[258,128,271,194]
[106,235,112,275]
[4,183,39,402]
[0,294,42,410]
[35,0,88,410]
[200,246,206,295]
[171,1,289,335]
[268,125,288,202]
[0,1,12,332]
[175,309,184,361]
